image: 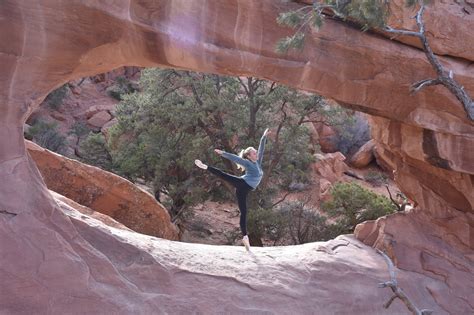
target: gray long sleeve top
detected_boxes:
[221,133,267,189]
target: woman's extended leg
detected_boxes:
[207,166,243,188]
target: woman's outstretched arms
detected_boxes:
[257,128,271,165]
[215,149,252,168]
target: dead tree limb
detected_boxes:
[377,249,433,315]
[384,184,411,212]
[384,3,474,121]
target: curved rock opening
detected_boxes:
[27,66,401,247]
[1,1,472,313]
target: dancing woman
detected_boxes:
[195,128,270,251]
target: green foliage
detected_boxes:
[340,0,391,30]
[108,68,319,224]
[279,201,338,244]
[28,120,67,153]
[405,0,432,8]
[107,76,137,100]
[45,84,69,110]
[322,182,396,233]
[365,170,388,186]
[79,132,112,170]
[276,33,305,54]
[69,121,90,139]
[333,112,371,156]
[247,206,287,245]
[276,0,431,52]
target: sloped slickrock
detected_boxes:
[26,140,179,240]
[1,201,449,314]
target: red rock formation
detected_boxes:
[26,140,179,240]
[349,139,375,168]
[313,152,349,183]
[1,1,473,313]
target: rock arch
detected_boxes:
[1,1,472,313]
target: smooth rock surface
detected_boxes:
[1,199,448,314]
[26,140,179,240]
[349,139,375,168]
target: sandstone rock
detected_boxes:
[26,140,179,240]
[349,139,375,168]
[50,111,68,122]
[69,84,82,95]
[74,104,116,120]
[355,209,474,315]
[1,1,473,314]
[315,124,338,153]
[52,190,133,232]
[319,178,332,201]
[373,145,395,173]
[313,152,349,183]
[101,117,118,141]
[87,111,112,128]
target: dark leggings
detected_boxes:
[207,166,253,236]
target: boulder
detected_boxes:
[349,139,375,168]
[87,111,112,129]
[313,152,349,183]
[26,140,179,240]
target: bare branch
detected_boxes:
[377,249,432,315]
[384,26,422,38]
[385,185,402,212]
[383,295,398,309]
[271,191,292,208]
[410,78,441,94]
[383,2,474,120]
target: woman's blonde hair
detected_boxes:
[237,147,255,171]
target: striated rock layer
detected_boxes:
[0,0,473,313]
[26,141,179,240]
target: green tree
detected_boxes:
[79,132,113,171]
[279,200,338,244]
[322,182,396,233]
[276,0,428,52]
[44,84,69,110]
[108,68,322,228]
[27,120,68,154]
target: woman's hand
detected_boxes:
[214,149,224,155]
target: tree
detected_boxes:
[322,182,396,233]
[108,68,322,227]
[279,200,338,244]
[276,0,474,121]
[27,120,68,154]
[79,132,113,171]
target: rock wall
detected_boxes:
[1,0,473,313]
[27,141,179,240]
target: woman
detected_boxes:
[195,128,270,251]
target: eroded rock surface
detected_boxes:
[349,139,375,168]
[26,141,179,240]
[1,0,473,313]
[1,201,449,314]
